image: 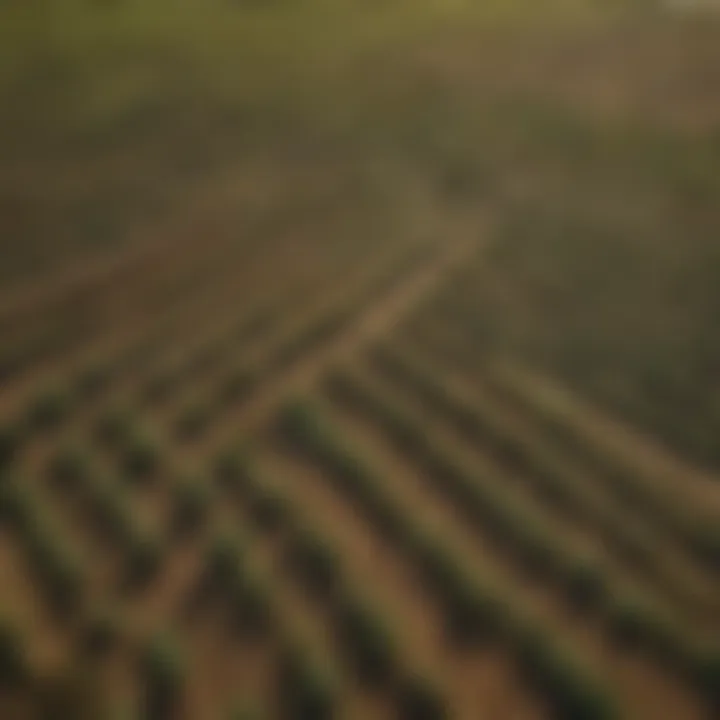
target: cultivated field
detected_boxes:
[1,1,719,718]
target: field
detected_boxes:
[1,0,719,718]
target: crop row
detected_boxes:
[275,399,619,720]
[366,344,718,622]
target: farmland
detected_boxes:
[1,0,719,718]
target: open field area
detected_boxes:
[1,0,719,718]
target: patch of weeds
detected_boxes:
[230,568,273,639]
[94,406,133,448]
[126,529,164,588]
[0,422,23,471]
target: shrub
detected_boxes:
[0,615,27,686]
[287,529,340,597]
[121,432,159,481]
[29,386,71,430]
[29,536,86,618]
[277,643,336,720]
[607,599,653,648]
[336,596,398,685]
[140,634,186,720]
[171,476,212,537]
[397,674,448,720]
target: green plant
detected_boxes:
[336,596,398,685]
[563,559,607,613]
[140,633,186,720]
[126,530,164,587]
[0,615,27,686]
[287,529,340,597]
[204,533,243,591]
[121,431,159,481]
[397,674,448,720]
[230,569,273,638]
[277,643,337,720]
[0,422,22,471]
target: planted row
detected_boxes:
[210,450,449,720]
[366,346,714,618]
[275,400,617,720]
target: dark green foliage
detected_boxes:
[140,634,186,720]
[204,534,243,591]
[0,423,22,471]
[336,596,397,685]
[230,570,273,638]
[607,599,652,648]
[121,432,159,481]
[29,386,71,430]
[0,615,27,686]
[287,529,340,597]
[277,643,336,720]
[693,648,720,712]
[171,476,212,537]
[514,628,616,720]
[27,529,86,617]
[0,480,32,528]
[563,559,607,612]
[126,531,163,587]
[397,674,448,720]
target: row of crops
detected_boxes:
[0,231,455,717]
